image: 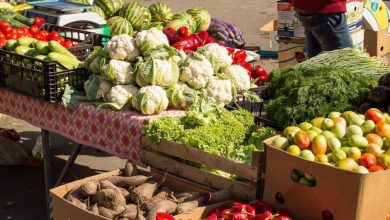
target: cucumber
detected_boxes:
[5,40,17,51]
[34,55,48,60]
[15,46,34,56]
[48,52,82,70]
[17,37,38,47]
[34,41,50,55]
[48,41,78,62]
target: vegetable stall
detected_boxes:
[1,0,390,220]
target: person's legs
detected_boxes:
[304,29,322,58]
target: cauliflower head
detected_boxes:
[102,59,135,85]
[198,43,233,72]
[135,27,169,53]
[84,75,113,101]
[167,82,198,110]
[180,53,214,89]
[203,77,235,106]
[106,85,139,108]
[223,65,251,92]
[135,58,179,87]
[132,85,169,115]
[104,34,140,61]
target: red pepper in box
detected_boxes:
[251,211,273,220]
[251,200,274,215]
[231,202,256,217]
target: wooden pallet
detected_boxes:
[141,138,264,201]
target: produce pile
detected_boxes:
[82,27,263,115]
[65,162,230,220]
[272,108,390,174]
[265,49,390,128]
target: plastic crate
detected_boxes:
[0,47,88,103]
[226,100,263,117]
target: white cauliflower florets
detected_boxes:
[107,85,139,107]
[135,27,169,52]
[104,34,140,61]
[180,53,214,89]
[102,60,135,85]
[198,43,233,71]
[203,77,234,106]
[132,85,169,115]
[223,65,251,91]
[84,75,113,101]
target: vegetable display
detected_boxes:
[119,1,151,31]
[274,109,390,174]
[148,2,173,25]
[106,16,133,36]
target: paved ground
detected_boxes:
[0,1,277,219]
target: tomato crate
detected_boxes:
[141,138,264,201]
[0,47,88,103]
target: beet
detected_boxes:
[368,86,390,104]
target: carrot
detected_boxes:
[147,200,177,220]
[124,161,139,177]
[129,182,158,204]
[80,181,100,196]
[177,197,204,214]
[106,175,152,188]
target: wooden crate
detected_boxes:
[142,138,264,201]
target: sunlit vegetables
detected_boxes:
[134,58,179,87]
[198,43,233,72]
[166,12,197,34]
[106,84,139,109]
[107,16,133,36]
[186,7,211,32]
[119,1,151,31]
[101,59,135,85]
[104,34,139,61]
[84,75,113,101]
[135,27,169,53]
[179,52,214,89]
[167,82,198,110]
[203,77,235,106]
[149,2,173,25]
[131,85,169,115]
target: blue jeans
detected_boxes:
[295,9,353,58]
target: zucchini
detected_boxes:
[48,41,79,61]
[34,41,50,55]
[5,40,17,51]
[18,37,38,47]
[48,52,82,70]
[12,13,34,26]
[15,45,34,56]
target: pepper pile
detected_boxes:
[0,128,20,142]
[163,26,215,53]
[204,200,292,220]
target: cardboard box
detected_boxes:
[351,28,365,50]
[363,0,390,31]
[346,0,364,32]
[364,28,390,57]
[258,20,278,57]
[263,137,390,220]
[50,169,219,220]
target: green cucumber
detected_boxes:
[48,41,78,62]
[5,40,17,51]
[48,52,82,70]
[17,37,38,47]
[34,41,50,55]
[15,46,34,56]
[34,55,48,60]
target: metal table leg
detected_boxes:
[41,129,52,220]
[55,144,83,187]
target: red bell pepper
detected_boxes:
[226,47,235,55]
[239,62,253,74]
[251,200,274,215]
[196,31,209,46]
[221,208,233,218]
[250,65,269,83]
[273,216,292,220]
[229,212,249,220]
[163,27,181,44]
[156,213,175,220]
[275,209,292,218]
[172,35,202,51]
[178,26,189,38]
[204,213,218,220]
[232,50,247,64]
[206,36,216,44]
[231,202,256,217]
[251,211,273,220]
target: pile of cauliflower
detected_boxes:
[83,27,252,115]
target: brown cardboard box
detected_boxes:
[263,137,390,220]
[50,169,219,220]
[364,28,390,57]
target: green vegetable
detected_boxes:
[5,39,17,51]
[149,2,173,24]
[247,127,279,151]
[34,41,50,55]
[119,1,151,31]
[166,12,197,34]
[48,41,79,62]
[48,52,82,70]
[12,13,33,26]
[14,45,34,56]
[94,0,123,18]
[134,58,179,87]
[107,16,133,36]
[84,46,108,74]
[167,82,198,110]
[186,7,211,32]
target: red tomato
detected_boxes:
[1,25,12,34]
[63,39,73,48]
[360,153,377,168]
[0,38,6,48]
[19,26,28,34]
[26,32,33,38]
[34,33,45,41]
[72,42,79,47]
[369,165,384,172]
[6,33,18,40]
[33,17,45,28]
[48,31,59,40]
[29,25,39,35]
[57,36,65,44]
[365,108,384,124]
[0,21,9,29]
[0,32,5,39]
[16,28,25,36]
[41,30,49,37]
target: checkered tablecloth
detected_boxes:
[0,89,184,162]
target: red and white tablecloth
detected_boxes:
[0,89,184,162]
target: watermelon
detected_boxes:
[187,7,211,32]
[107,16,134,36]
[166,12,197,34]
[95,0,123,18]
[86,6,106,20]
[119,2,151,31]
[148,2,173,24]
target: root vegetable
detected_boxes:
[119,218,131,220]
[66,186,87,210]
[147,200,177,220]
[90,203,99,215]
[177,197,204,214]
[175,192,200,203]
[144,187,171,211]
[120,204,138,219]
[106,175,152,188]
[100,180,122,195]
[129,182,158,204]
[124,161,139,177]
[112,205,126,214]
[80,181,100,196]
[119,187,130,197]
[93,189,126,210]
[204,190,230,204]
[98,206,118,219]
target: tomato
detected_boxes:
[29,25,39,35]
[359,153,377,168]
[57,36,65,44]
[365,108,384,123]
[0,38,6,48]
[48,31,59,40]
[311,135,327,155]
[0,32,5,39]
[63,39,73,48]
[26,33,33,38]
[375,121,390,137]
[72,42,79,47]
[34,33,45,41]
[294,130,311,150]
[6,33,18,40]
[16,28,25,37]
[41,30,49,38]
[0,21,9,29]
[19,26,29,34]
[369,165,384,172]
[33,17,45,28]
[1,25,12,34]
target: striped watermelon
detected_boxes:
[107,16,134,36]
[95,0,123,18]
[86,6,106,20]
[166,12,197,34]
[148,2,173,24]
[119,1,151,31]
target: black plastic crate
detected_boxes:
[0,48,88,103]
[226,100,264,117]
